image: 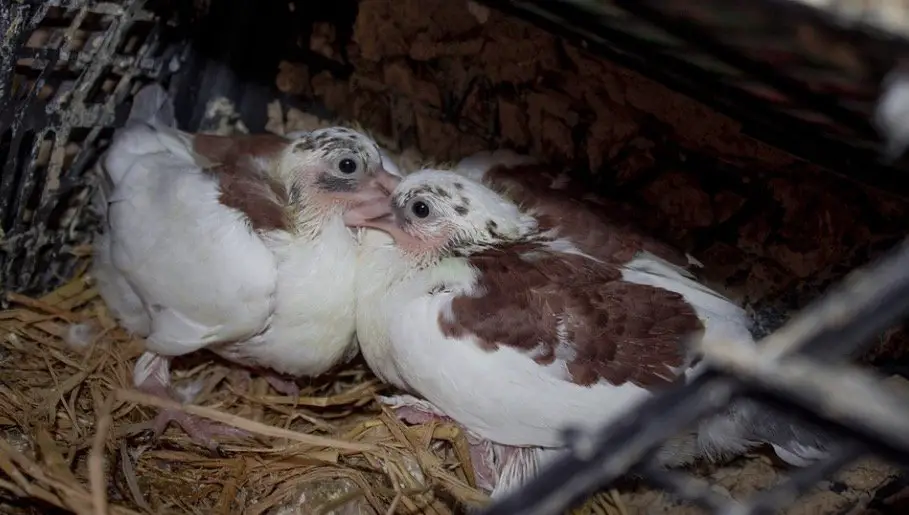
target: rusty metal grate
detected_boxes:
[0,0,183,300]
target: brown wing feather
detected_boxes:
[192,133,292,232]
[484,164,691,268]
[192,133,289,165]
[438,242,704,390]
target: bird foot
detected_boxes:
[232,369,300,397]
[133,352,252,454]
[378,394,503,492]
[379,394,451,424]
[150,408,250,452]
[134,356,251,452]
[263,374,300,397]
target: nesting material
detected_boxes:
[0,98,628,515]
[0,274,630,514]
[0,275,449,514]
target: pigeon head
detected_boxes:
[280,127,401,212]
[343,168,537,260]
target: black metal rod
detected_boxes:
[608,0,876,138]
[746,236,909,360]
[476,0,909,198]
[478,371,742,515]
[701,344,909,464]
[637,463,742,512]
[733,443,867,515]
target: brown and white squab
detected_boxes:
[344,167,832,498]
[91,84,399,450]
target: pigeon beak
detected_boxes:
[347,167,402,204]
[375,167,403,192]
[343,195,415,244]
[343,196,394,227]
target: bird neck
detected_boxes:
[286,191,347,239]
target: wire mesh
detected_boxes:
[0,0,182,300]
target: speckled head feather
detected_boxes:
[343,169,538,260]
[394,169,537,245]
[282,127,386,199]
[192,126,399,236]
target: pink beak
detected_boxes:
[349,168,402,204]
[343,202,414,244]
[343,174,415,244]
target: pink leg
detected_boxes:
[379,394,512,493]
[134,352,250,451]
[466,437,505,493]
[233,368,300,397]
[263,374,300,397]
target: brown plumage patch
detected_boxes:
[438,242,704,390]
[193,133,288,165]
[485,164,691,268]
[192,133,292,232]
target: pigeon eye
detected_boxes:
[411,201,430,219]
[338,158,358,174]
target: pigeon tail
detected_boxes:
[92,83,177,213]
[455,149,538,182]
[127,83,176,128]
[101,84,195,188]
[727,399,835,467]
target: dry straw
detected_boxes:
[0,252,626,514]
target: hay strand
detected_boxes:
[3,273,598,514]
[89,396,114,515]
[112,389,376,452]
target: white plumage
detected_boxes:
[91,84,398,449]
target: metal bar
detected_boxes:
[750,237,909,361]
[477,0,909,198]
[478,371,743,515]
[730,443,867,515]
[699,340,909,463]
[610,0,877,138]
[636,463,742,512]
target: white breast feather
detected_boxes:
[219,216,359,376]
[355,235,409,388]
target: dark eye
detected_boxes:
[411,201,430,218]
[338,158,358,174]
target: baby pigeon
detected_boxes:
[344,168,831,498]
[91,84,398,450]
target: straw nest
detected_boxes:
[0,98,622,515]
[0,262,629,514]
